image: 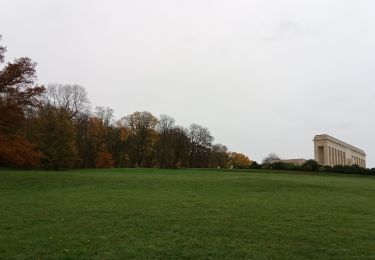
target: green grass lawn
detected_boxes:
[0,168,374,259]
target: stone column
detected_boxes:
[314,143,319,164]
[324,144,329,166]
[334,149,337,166]
[329,147,333,166]
[341,151,344,165]
[343,152,345,165]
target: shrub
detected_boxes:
[301,160,319,172]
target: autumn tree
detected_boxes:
[0,134,42,167]
[41,84,91,168]
[95,144,115,168]
[229,152,252,168]
[1,35,255,170]
[90,107,114,147]
[75,106,125,168]
[78,107,117,168]
[30,105,78,170]
[122,111,158,167]
[93,107,118,166]
[0,35,44,167]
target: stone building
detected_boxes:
[313,134,366,168]
[269,159,307,166]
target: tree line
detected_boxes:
[257,159,375,175]
[0,37,252,170]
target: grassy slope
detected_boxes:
[0,168,374,259]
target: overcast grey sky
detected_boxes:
[1,0,375,166]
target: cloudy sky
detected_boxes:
[1,0,375,166]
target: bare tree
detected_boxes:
[95,106,114,127]
[0,35,6,63]
[262,153,280,164]
[157,114,175,134]
[44,84,89,119]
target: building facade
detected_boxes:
[313,134,366,168]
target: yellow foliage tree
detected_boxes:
[229,152,252,168]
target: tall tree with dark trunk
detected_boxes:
[122,111,158,167]
[154,115,190,168]
[168,126,190,168]
[188,124,213,168]
[210,144,230,168]
[155,114,175,168]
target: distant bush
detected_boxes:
[301,160,319,172]
[249,161,261,169]
[261,162,297,171]
[323,164,374,175]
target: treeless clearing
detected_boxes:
[0,168,374,259]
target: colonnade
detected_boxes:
[328,146,346,166]
[326,146,365,167]
[313,134,366,168]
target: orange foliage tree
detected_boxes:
[229,152,252,168]
[0,134,42,167]
[95,144,114,168]
[0,35,44,167]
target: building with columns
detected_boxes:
[313,134,366,168]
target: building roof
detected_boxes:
[313,134,366,155]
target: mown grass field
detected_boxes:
[0,168,374,259]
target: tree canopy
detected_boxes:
[0,36,252,170]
